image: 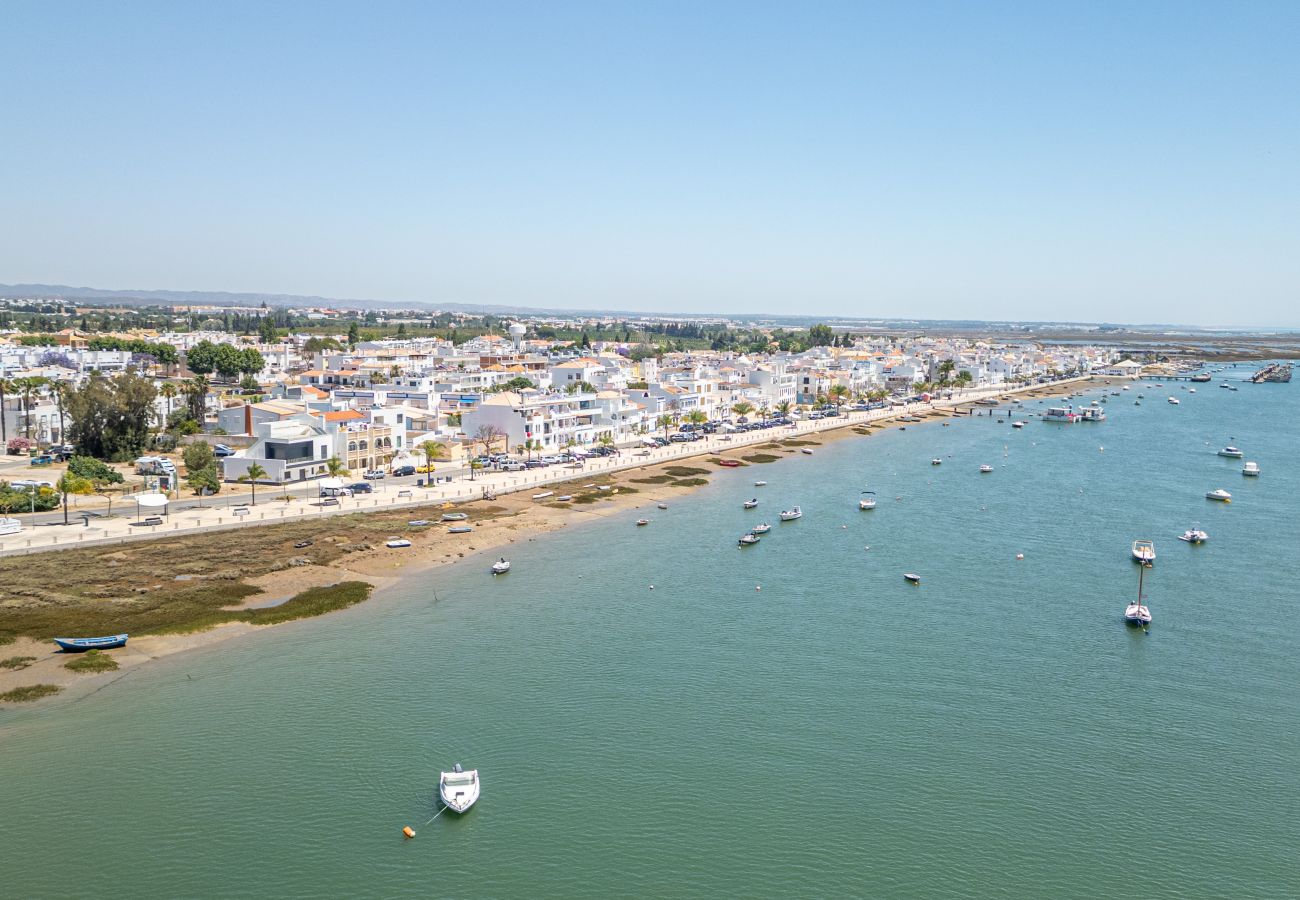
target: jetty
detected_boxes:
[1249,363,1292,383]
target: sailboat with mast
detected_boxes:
[1124,564,1153,627]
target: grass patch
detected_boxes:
[632,475,674,484]
[63,649,120,674]
[663,466,709,477]
[742,454,782,464]
[760,442,784,449]
[240,581,373,625]
[780,439,819,447]
[571,495,599,504]
[0,684,62,703]
[670,478,709,487]
[1,656,37,670]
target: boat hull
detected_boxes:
[54,635,128,652]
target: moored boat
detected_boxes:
[1043,406,1079,423]
[1177,527,1208,544]
[753,480,767,487]
[739,533,760,546]
[1131,539,1155,564]
[859,491,877,510]
[930,458,942,466]
[1125,565,1153,626]
[800,448,815,455]
[979,464,993,473]
[53,634,128,652]
[441,512,469,522]
[636,518,650,526]
[750,522,771,534]
[439,764,480,813]
[1205,488,1232,502]
[1242,461,1260,476]
[491,558,511,574]
[1218,446,1243,458]
[903,573,921,584]
[779,506,802,521]
[743,498,759,509]
[385,537,412,548]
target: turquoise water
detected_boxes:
[3,374,1298,898]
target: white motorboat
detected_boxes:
[1206,488,1232,502]
[779,506,803,521]
[636,518,650,526]
[1125,565,1153,627]
[1189,388,1196,393]
[903,573,921,584]
[743,498,759,509]
[491,558,511,574]
[385,538,412,549]
[1167,397,1180,405]
[1242,461,1260,476]
[801,448,815,455]
[859,491,877,510]
[1011,421,1025,428]
[979,464,993,473]
[754,480,768,487]
[1043,406,1079,423]
[439,764,480,813]
[930,458,942,466]
[1177,527,1208,544]
[738,533,760,546]
[750,523,771,534]
[1217,446,1243,458]
[1131,539,1155,565]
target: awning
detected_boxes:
[135,492,169,508]
[318,477,345,490]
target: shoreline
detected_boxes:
[1,374,1121,708]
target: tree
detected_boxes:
[808,323,835,347]
[774,400,792,417]
[0,377,10,445]
[238,347,264,377]
[936,359,956,387]
[732,401,755,421]
[325,456,349,478]
[419,440,447,474]
[65,371,159,461]
[182,376,209,424]
[56,472,94,525]
[185,340,218,375]
[178,440,219,495]
[490,376,535,393]
[685,409,707,427]
[473,424,506,457]
[239,462,268,505]
[50,381,70,445]
[302,336,342,353]
[656,413,674,439]
[258,316,277,343]
[14,377,48,439]
[347,322,360,347]
[159,382,178,425]
[213,343,243,380]
[828,384,851,409]
[0,484,58,514]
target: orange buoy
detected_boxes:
[403,826,416,839]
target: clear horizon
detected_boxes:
[3,1,1297,327]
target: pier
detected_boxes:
[1250,363,1293,383]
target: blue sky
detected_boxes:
[3,1,1297,326]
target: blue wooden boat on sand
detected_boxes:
[53,634,128,652]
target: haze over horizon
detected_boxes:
[3,1,1297,328]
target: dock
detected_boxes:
[1250,363,1292,383]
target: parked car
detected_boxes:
[501,461,526,472]
[524,459,545,468]
[391,465,416,476]
[348,482,374,494]
[416,463,436,473]
[213,443,235,457]
[363,469,386,479]
[320,486,352,498]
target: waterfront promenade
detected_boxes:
[0,377,1089,557]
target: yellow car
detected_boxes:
[416,463,436,473]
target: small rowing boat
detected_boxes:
[53,634,128,652]
[903,573,921,584]
[439,763,480,813]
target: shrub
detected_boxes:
[63,649,121,673]
[7,437,33,454]
[68,456,125,484]
[1,656,37,670]
[0,684,62,703]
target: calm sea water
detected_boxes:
[3,372,1297,899]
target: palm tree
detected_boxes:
[685,409,707,427]
[828,384,850,410]
[16,377,48,440]
[774,400,792,417]
[419,439,447,474]
[159,382,178,426]
[325,456,349,478]
[758,403,770,425]
[239,462,268,505]
[731,401,754,422]
[0,377,11,446]
[50,381,69,446]
[936,359,956,387]
[656,413,674,440]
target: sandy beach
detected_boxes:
[1,375,1120,706]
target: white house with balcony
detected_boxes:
[221,416,335,483]
[458,390,598,452]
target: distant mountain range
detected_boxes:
[2,283,1287,335]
